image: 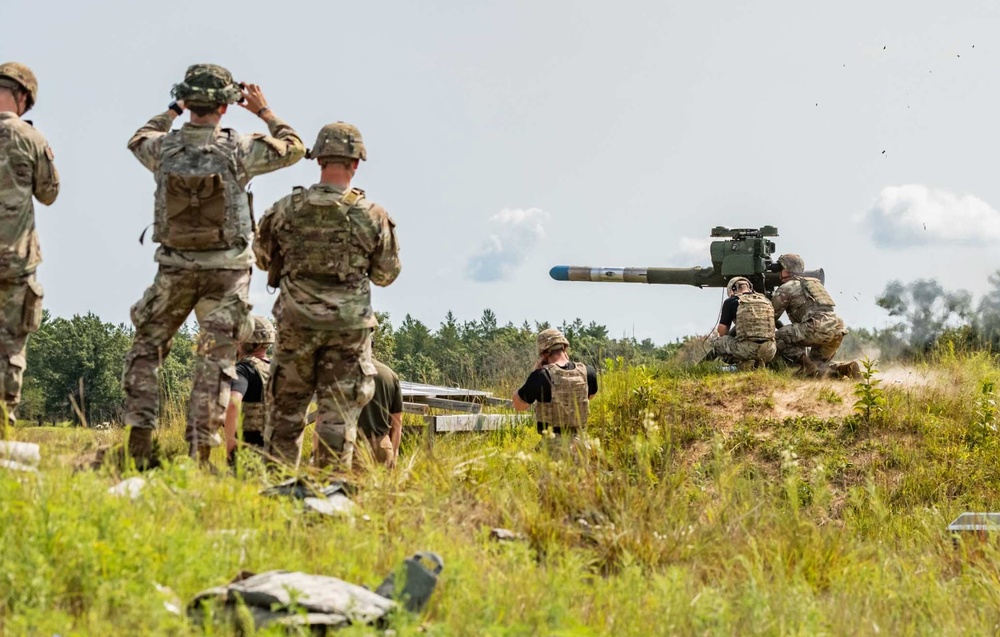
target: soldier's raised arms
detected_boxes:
[128,82,303,177]
[121,64,303,468]
[0,62,58,422]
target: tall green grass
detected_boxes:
[1,355,1000,635]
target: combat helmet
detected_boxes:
[777,253,805,275]
[537,328,570,356]
[0,62,38,113]
[727,276,753,294]
[170,64,242,106]
[247,315,275,345]
[308,122,367,161]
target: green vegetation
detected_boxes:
[19,309,680,426]
[3,349,1000,634]
[843,270,1000,360]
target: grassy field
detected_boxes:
[2,352,1000,635]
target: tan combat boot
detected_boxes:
[737,360,756,372]
[797,354,820,378]
[127,427,154,470]
[835,361,862,380]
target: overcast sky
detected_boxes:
[8,0,1000,344]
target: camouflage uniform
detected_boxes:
[254,122,401,470]
[707,280,776,369]
[0,63,59,419]
[771,255,846,375]
[122,65,304,458]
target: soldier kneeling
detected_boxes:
[704,277,776,371]
[512,328,598,452]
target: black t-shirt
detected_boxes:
[517,362,598,434]
[231,359,267,403]
[719,295,740,331]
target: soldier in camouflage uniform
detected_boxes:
[224,314,274,465]
[0,62,59,422]
[772,254,860,378]
[123,64,304,466]
[512,328,598,443]
[705,276,776,370]
[254,122,401,470]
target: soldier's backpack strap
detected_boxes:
[338,187,364,210]
[290,186,306,212]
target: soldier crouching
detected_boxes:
[704,276,776,370]
[512,328,598,453]
[772,253,860,379]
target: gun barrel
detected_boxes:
[550,265,826,290]
[550,266,721,287]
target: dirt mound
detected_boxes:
[771,379,854,420]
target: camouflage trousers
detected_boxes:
[776,312,846,367]
[122,267,252,449]
[0,274,43,417]
[265,325,375,471]
[707,336,776,367]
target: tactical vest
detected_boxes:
[153,130,251,251]
[240,355,270,433]
[535,362,590,430]
[735,292,775,341]
[279,187,377,282]
[799,277,835,308]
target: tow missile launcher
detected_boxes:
[549,226,824,297]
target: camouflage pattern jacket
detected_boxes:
[128,111,304,270]
[771,276,838,324]
[0,112,59,279]
[254,183,401,329]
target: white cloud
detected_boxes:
[466,208,550,282]
[861,185,1000,248]
[667,237,714,266]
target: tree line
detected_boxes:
[841,270,1000,360]
[20,270,1000,425]
[19,309,680,426]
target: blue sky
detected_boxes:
[9,0,1000,343]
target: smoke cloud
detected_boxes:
[467,208,550,282]
[861,185,1000,248]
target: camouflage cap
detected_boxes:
[537,328,570,356]
[170,64,242,106]
[307,122,367,161]
[777,254,805,275]
[246,315,275,345]
[727,277,753,294]
[0,62,37,112]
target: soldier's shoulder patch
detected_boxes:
[44,146,54,161]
